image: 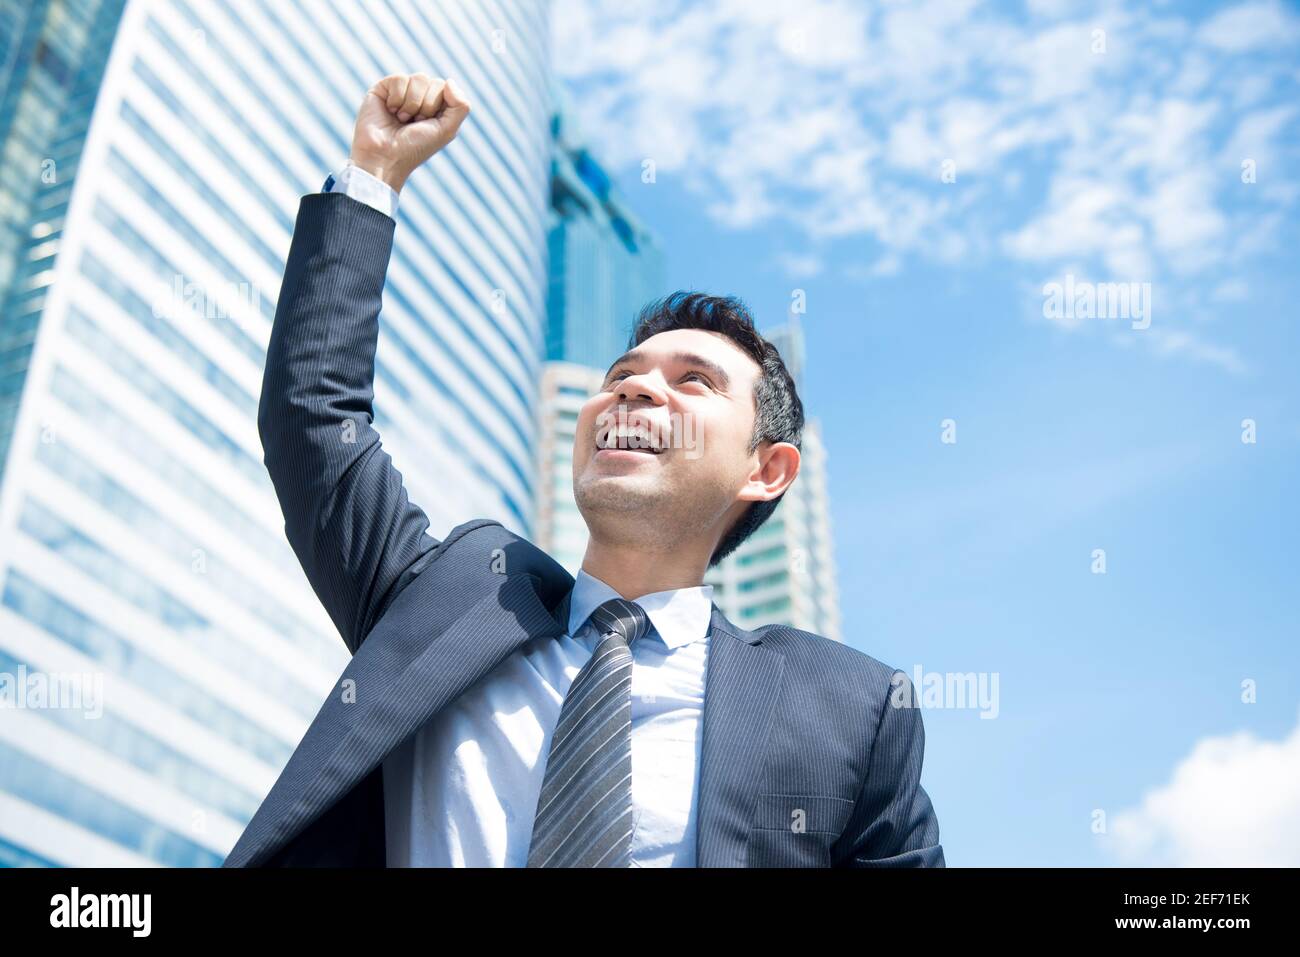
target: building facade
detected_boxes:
[534,360,604,573]
[0,0,128,487]
[0,0,553,866]
[535,99,664,571]
[545,97,663,369]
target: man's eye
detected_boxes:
[682,371,710,386]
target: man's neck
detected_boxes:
[578,537,712,601]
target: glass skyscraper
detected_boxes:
[0,0,128,488]
[0,0,552,866]
[535,98,665,570]
[544,92,663,369]
[535,359,605,572]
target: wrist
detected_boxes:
[348,152,408,193]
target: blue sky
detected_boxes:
[554,0,1300,865]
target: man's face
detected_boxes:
[572,329,764,542]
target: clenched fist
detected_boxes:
[350,73,471,192]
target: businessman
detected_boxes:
[224,73,944,867]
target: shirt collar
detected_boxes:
[567,568,714,651]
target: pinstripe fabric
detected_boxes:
[255,192,436,657]
[526,598,650,867]
[223,192,945,868]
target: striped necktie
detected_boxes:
[526,597,651,867]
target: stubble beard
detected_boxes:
[575,470,731,556]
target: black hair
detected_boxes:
[628,291,804,566]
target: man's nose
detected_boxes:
[616,370,666,404]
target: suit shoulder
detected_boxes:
[744,623,914,738]
[441,517,505,548]
[438,518,547,565]
[428,518,573,603]
[751,623,905,687]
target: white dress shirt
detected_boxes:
[322,161,401,218]
[379,568,714,867]
[323,161,401,217]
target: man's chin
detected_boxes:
[573,472,667,511]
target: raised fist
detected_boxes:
[349,73,471,192]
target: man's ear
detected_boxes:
[737,441,800,503]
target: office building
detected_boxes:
[0,0,553,866]
[544,94,663,368]
[535,97,664,570]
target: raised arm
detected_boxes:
[259,74,471,654]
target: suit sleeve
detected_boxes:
[259,190,439,655]
[835,670,946,867]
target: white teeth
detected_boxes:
[598,425,661,453]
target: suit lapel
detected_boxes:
[229,570,568,866]
[695,605,785,867]
[551,587,573,634]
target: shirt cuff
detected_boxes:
[321,162,400,219]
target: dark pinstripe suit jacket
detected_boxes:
[223,192,945,868]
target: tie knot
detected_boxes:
[588,597,651,647]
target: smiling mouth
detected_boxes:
[594,429,664,456]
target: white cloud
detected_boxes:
[1210,278,1250,302]
[1003,178,1150,278]
[1220,104,1300,204]
[1106,709,1300,866]
[555,0,1296,263]
[1141,327,1248,375]
[773,251,824,279]
[1196,0,1300,52]
[1142,170,1227,266]
[552,0,1300,367]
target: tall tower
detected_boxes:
[0,0,553,866]
[535,360,605,573]
[0,0,128,486]
[536,95,664,571]
[544,93,663,369]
